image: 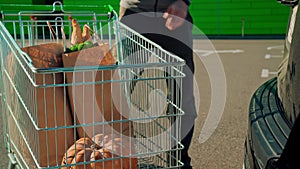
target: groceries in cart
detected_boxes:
[61,134,137,169]
[66,19,94,52]
[59,19,137,169]
[70,18,91,45]
[0,3,184,169]
[4,18,136,169]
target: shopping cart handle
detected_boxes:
[104,5,118,19]
[104,5,114,13]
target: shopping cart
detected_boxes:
[0,2,185,169]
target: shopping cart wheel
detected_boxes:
[7,153,18,169]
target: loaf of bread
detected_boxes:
[71,19,91,45]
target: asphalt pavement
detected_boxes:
[190,39,284,169]
[0,39,285,169]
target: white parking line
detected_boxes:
[194,49,244,57]
[265,54,283,59]
[267,45,284,50]
[261,69,277,78]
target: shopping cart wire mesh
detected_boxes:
[0,2,185,169]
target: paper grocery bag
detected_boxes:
[62,44,134,139]
[6,43,75,167]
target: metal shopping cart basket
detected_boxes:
[0,2,185,169]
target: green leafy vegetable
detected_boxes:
[65,41,95,53]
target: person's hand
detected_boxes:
[163,0,188,30]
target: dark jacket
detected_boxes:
[120,0,190,12]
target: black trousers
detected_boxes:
[121,9,196,168]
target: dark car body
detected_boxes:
[244,1,300,169]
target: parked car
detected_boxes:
[244,1,300,169]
